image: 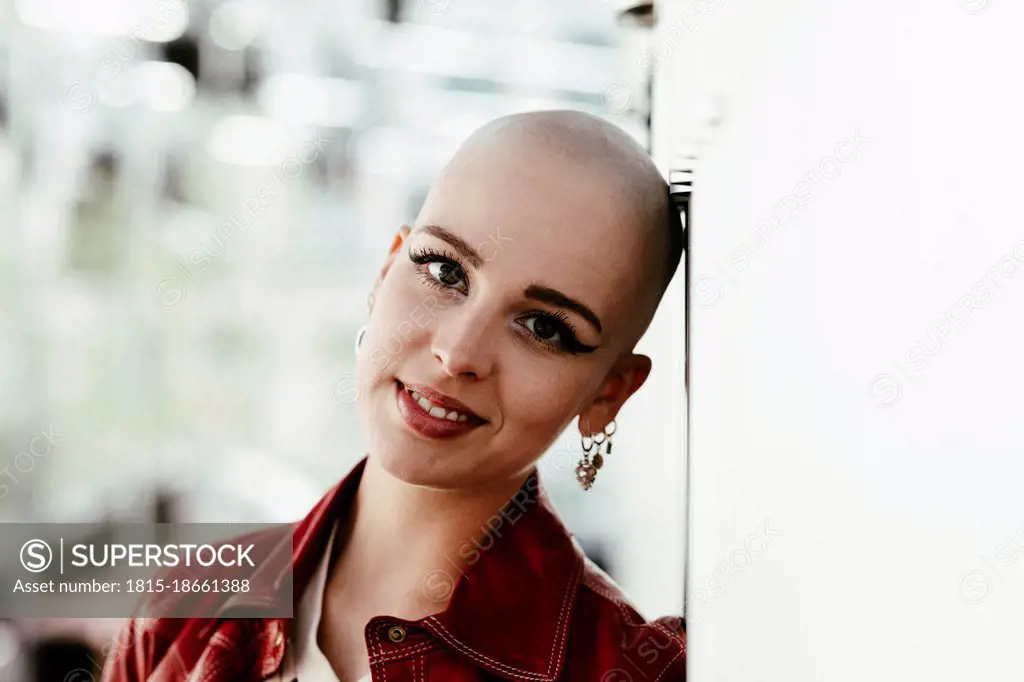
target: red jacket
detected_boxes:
[101,457,686,681]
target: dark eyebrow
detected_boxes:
[414,224,602,335]
[524,284,603,335]
[415,224,483,269]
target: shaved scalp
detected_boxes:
[438,110,683,346]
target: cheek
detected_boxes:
[358,282,444,380]
[499,367,588,444]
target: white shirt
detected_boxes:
[280,519,371,682]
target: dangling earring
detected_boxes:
[601,419,616,461]
[576,419,617,491]
[576,433,597,491]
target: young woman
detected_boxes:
[103,110,687,682]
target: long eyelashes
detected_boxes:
[410,247,468,295]
[519,309,596,355]
[406,247,596,355]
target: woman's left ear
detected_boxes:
[579,353,652,434]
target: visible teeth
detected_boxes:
[408,388,471,422]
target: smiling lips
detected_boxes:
[395,380,486,439]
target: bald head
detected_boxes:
[419,110,683,349]
[447,110,682,291]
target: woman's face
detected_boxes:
[355,145,658,490]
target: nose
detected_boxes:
[430,305,495,380]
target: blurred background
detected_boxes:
[0,0,690,679]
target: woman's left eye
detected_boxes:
[427,261,468,292]
[522,315,562,344]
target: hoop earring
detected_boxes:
[355,325,367,355]
[576,419,617,491]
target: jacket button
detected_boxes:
[386,625,407,643]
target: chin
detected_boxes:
[371,438,461,489]
[360,377,492,489]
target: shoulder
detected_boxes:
[564,557,686,681]
[100,615,211,682]
[101,613,282,682]
[100,523,296,682]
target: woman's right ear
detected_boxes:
[376,224,412,285]
[388,224,412,257]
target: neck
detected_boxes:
[324,455,531,621]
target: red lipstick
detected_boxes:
[395,380,486,440]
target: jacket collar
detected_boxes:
[221,455,584,682]
[422,466,584,682]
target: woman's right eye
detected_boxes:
[424,260,468,293]
[409,247,470,294]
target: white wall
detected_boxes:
[653,0,1024,679]
[613,251,688,619]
